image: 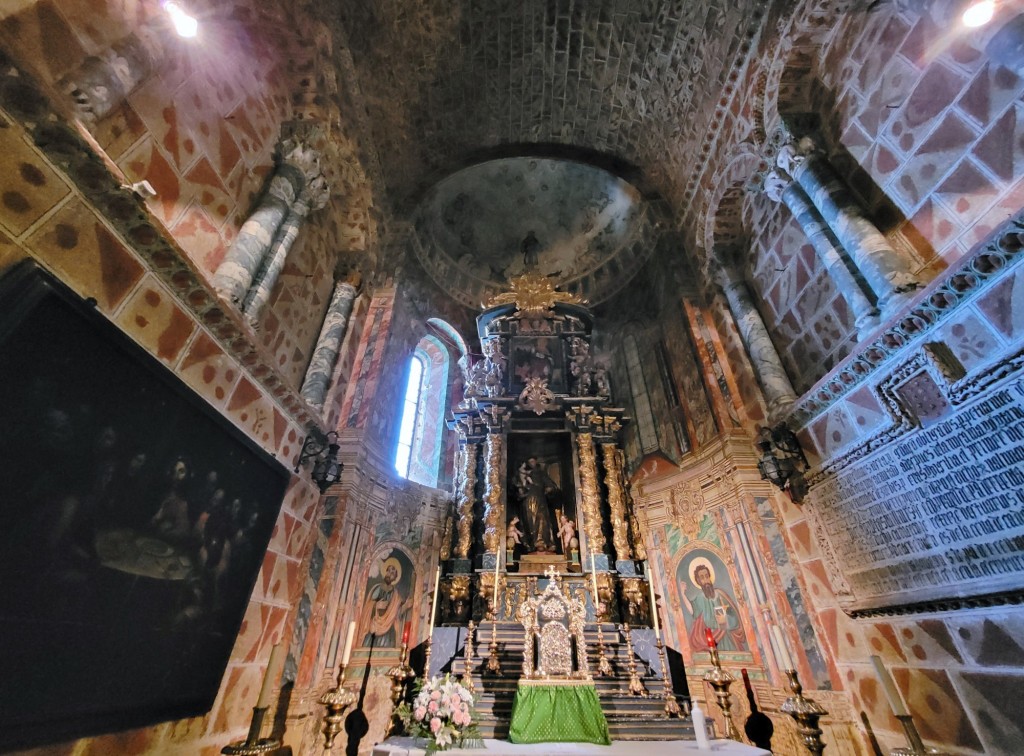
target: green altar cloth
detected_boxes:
[508,680,611,745]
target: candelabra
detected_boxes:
[890,715,946,755]
[385,640,414,736]
[656,638,681,717]
[423,634,433,681]
[703,643,739,740]
[486,621,502,675]
[593,616,613,677]
[622,624,648,697]
[222,705,282,755]
[461,621,476,694]
[318,662,357,751]
[780,669,828,755]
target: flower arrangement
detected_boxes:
[398,674,481,752]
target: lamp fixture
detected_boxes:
[756,424,809,503]
[962,0,996,27]
[295,430,342,493]
[163,1,199,38]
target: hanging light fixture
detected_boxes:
[163,1,199,38]
[295,430,342,493]
[755,425,809,503]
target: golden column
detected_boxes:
[482,433,504,555]
[454,442,478,559]
[576,432,606,555]
[602,442,632,562]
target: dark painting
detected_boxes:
[0,263,288,750]
[506,433,576,555]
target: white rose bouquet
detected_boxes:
[398,674,481,752]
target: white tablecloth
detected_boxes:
[373,736,771,755]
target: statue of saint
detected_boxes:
[514,456,558,553]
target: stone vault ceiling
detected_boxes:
[333,0,769,216]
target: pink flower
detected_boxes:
[430,690,441,700]
[414,707,427,720]
[430,717,442,734]
[428,701,439,714]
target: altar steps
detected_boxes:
[441,622,694,742]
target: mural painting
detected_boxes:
[676,547,747,653]
[358,547,415,648]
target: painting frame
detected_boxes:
[0,261,289,751]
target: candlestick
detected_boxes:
[341,620,356,666]
[647,563,660,638]
[319,661,357,751]
[780,669,828,755]
[622,624,648,697]
[255,644,285,710]
[703,640,738,740]
[772,624,795,671]
[656,637,681,717]
[870,655,908,717]
[705,627,717,650]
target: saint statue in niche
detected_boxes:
[514,456,559,553]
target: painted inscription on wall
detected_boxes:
[810,377,1024,612]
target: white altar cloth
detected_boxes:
[373,737,771,755]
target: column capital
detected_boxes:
[762,168,793,203]
[294,175,331,217]
[776,134,824,177]
[278,137,324,184]
[712,262,746,293]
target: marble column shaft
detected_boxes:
[300,281,359,408]
[576,432,606,556]
[243,176,330,326]
[779,140,919,314]
[601,442,632,561]
[718,267,798,421]
[482,434,504,555]
[454,442,478,560]
[766,170,880,337]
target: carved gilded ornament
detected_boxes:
[576,433,606,553]
[482,434,504,553]
[483,271,587,317]
[519,377,557,415]
[519,567,590,679]
[602,443,632,561]
[454,444,478,559]
[439,511,454,561]
[669,481,707,542]
[479,572,506,618]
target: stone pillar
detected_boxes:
[242,176,330,326]
[576,432,607,565]
[764,169,880,337]
[453,442,478,562]
[601,442,632,565]
[778,136,920,315]
[717,265,798,421]
[212,139,321,305]
[300,278,359,408]
[481,433,505,563]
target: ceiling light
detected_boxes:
[962,0,996,28]
[163,1,198,38]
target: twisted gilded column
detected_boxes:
[454,442,478,560]
[717,265,798,422]
[243,176,330,326]
[576,432,606,557]
[300,277,359,408]
[601,442,632,562]
[213,139,321,305]
[778,135,920,316]
[482,433,504,556]
[764,169,879,337]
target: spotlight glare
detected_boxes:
[164,1,198,38]
[962,0,996,28]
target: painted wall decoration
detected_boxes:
[676,547,748,653]
[0,262,288,751]
[358,546,415,648]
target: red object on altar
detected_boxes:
[705,628,717,649]
[402,621,411,645]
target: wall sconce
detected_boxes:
[756,424,809,503]
[295,430,342,493]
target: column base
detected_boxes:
[450,558,472,574]
[615,560,639,576]
[480,553,499,570]
[590,554,611,571]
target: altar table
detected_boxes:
[373,737,772,755]
[508,679,611,745]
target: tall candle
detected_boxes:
[256,643,285,709]
[341,620,356,666]
[428,566,441,635]
[402,620,411,646]
[590,553,600,610]
[705,627,717,650]
[871,655,908,717]
[492,554,500,609]
[647,564,660,639]
[771,625,794,671]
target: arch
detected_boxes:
[701,145,765,272]
[397,334,452,488]
[426,317,469,360]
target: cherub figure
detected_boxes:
[507,516,524,546]
[558,514,578,555]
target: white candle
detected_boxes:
[256,643,285,709]
[591,552,600,608]
[428,566,441,635]
[771,625,794,671]
[871,655,908,717]
[341,620,356,666]
[647,565,660,639]
[492,555,500,608]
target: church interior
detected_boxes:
[1,0,1023,753]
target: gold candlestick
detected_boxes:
[385,642,414,736]
[622,624,648,697]
[780,669,828,755]
[222,705,282,755]
[319,661,357,751]
[423,634,433,681]
[486,621,502,675]
[593,616,613,677]
[703,644,739,740]
[461,621,476,694]
[656,638,681,717]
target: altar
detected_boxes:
[372,737,771,755]
[508,679,610,745]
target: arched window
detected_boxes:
[394,354,425,478]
